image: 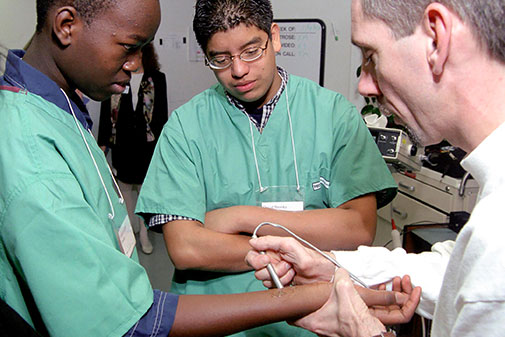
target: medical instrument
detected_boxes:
[391,220,402,249]
[251,231,284,289]
[60,88,125,220]
[367,126,423,172]
[252,222,369,288]
[249,73,300,193]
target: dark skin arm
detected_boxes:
[169,281,418,337]
[169,283,330,337]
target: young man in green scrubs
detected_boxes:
[137,0,398,335]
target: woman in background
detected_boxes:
[98,42,168,254]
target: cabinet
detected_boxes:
[378,167,480,231]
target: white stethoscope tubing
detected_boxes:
[60,89,124,220]
[249,75,301,193]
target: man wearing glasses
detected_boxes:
[136,1,397,335]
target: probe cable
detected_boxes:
[252,222,369,288]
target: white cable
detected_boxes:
[101,149,125,204]
[248,75,300,193]
[285,89,300,191]
[249,119,266,193]
[253,222,369,288]
[60,89,123,219]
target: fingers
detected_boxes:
[389,275,415,307]
[249,236,286,251]
[244,249,270,269]
[398,285,422,322]
[279,267,296,286]
[246,249,295,288]
[264,267,295,288]
[391,276,401,292]
[401,274,413,293]
[355,273,421,326]
[368,284,421,325]
[374,285,421,325]
[254,260,293,281]
[356,287,398,307]
[249,236,301,258]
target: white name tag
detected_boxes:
[261,201,304,212]
[117,216,136,258]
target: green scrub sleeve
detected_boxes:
[136,113,207,223]
[2,176,153,337]
[328,95,397,209]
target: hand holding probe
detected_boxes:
[252,222,369,289]
[251,232,284,289]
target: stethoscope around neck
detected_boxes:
[248,80,300,193]
[60,88,125,220]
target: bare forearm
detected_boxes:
[163,221,252,272]
[240,204,376,250]
[169,282,332,337]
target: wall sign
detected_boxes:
[274,19,326,86]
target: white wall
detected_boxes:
[0,0,36,50]
[272,1,356,101]
[154,0,363,111]
[0,0,364,134]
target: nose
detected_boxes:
[123,50,142,73]
[230,57,249,79]
[357,66,382,98]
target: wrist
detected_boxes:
[247,206,274,234]
[239,205,259,233]
[228,205,253,233]
[318,251,337,282]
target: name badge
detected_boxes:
[261,201,304,212]
[117,215,136,258]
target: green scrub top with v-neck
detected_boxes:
[0,89,153,337]
[137,74,397,336]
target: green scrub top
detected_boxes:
[137,75,396,336]
[0,89,153,337]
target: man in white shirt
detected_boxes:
[247,0,505,336]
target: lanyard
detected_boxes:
[60,89,124,220]
[249,83,300,192]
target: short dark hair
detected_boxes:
[193,0,274,52]
[36,0,118,32]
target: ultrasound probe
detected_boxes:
[252,222,368,289]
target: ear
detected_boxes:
[52,6,80,47]
[423,3,453,76]
[270,23,281,53]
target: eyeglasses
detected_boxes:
[205,40,269,70]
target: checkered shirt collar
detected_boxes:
[226,66,289,132]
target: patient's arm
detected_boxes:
[169,279,415,337]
